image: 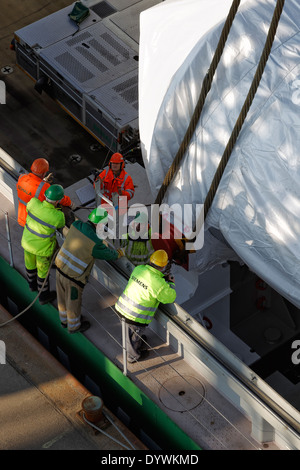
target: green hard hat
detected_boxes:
[45,184,64,202]
[88,207,108,224]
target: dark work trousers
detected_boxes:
[124,322,147,362]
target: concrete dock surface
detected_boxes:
[0,305,146,451]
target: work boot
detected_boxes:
[39,291,57,305]
[37,276,56,305]
[140,334,148,350]
[127,349,149,364]
[69,320,90,334]
[29,282,37,292]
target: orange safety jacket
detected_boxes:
[94,168,135,205]
[17,173,71,227]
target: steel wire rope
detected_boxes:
[0,210,138,450]
[0,0,288,441]
[0,234,238,447]
[0,207,60,327]
[82,412,134,450]
[101,408,137,450]
[178,0,288,441]
[0,208,286,447]
[71,289,232,448]
[154,0,241,206]
[0,211,257,447]
[85,299,258,450]
[0,211,257,449]
[85,280,260,450]
[126,0,286,443]
[201,0,286,224]
[0,247,59,328]
[83,303,228,449]
[79,247,260,449]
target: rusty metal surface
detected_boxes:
[0,305,146,450]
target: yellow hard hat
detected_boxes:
[149,250,168,268]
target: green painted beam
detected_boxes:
[0,256,201,451]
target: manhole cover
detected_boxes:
[159,375,205,412]
[1,66,13,74]
[68,154,82,164]
[89,143,102,152]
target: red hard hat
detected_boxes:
[31,158,49,175]
[110,153,124,169]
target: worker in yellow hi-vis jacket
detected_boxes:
[115,250,176,363]
[21,184,65,305]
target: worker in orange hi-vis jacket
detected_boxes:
[16,158,77,227]
[94,153,135,207]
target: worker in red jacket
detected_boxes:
[16,158,76,227]
[94,153,135,208]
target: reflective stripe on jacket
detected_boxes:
[94,168,135,203]
[115,264,176,325]
[21,198,65,257]
[17,172,72,227]
[55,220,119,285]
[121,228,154,266]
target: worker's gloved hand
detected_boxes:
[43,172,54,183]
[69,201,78,211]
[117,248,125,258]
[91,168,100,179]
[166,274,175,283]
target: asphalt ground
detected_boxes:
[0,1,147,453]
[0,0,112,188]
[0,305,145,451]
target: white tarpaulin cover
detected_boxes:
[139,0,300,307]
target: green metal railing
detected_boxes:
[0,255,200,451]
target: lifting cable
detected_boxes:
[0,248,59,328]
[0,1,286,325]
[202,0,285,223]
[153,0,285,236]
[154,0,241,206]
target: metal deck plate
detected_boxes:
[90,1,117,18]
[108,0,160,44]
[75,183,96,205]
[15,6,102,49]
[159,375,205,412]
[87,69,138,126]
[39,22,138,93]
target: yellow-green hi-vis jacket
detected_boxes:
[115,264,176,325]
[121,227,154,266]
[21,198,65,257]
